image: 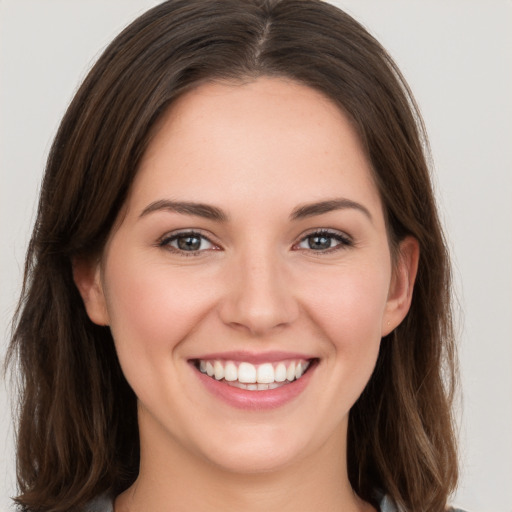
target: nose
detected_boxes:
[218,249,300,336]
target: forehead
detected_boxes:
[130,77,382,219]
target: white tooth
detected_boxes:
[238,362,257,383]
[268,382,280,390]
[214,361,224,380]
[257,383,269,390]
[206,361,214,377]
[257,363,275,384]
[286,361,296,381]
[247,383,258,390]
[199,360,207,373]
[274,363,287,382]
[295,362,303,379]
[224,361,237,382]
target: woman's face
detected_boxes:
[77,77,417,475]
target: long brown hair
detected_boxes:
[6,1,458,510]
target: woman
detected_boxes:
[7,1,462,511]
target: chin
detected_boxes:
[206,441,306,475]
[189,420,335,476]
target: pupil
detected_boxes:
[178,236,201,251]
[309,235,331,250]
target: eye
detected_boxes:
[159,231,217,254]
[295,230,352,252]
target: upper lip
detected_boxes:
[189,351,315,364]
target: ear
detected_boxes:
[72,256,110,326]
[381,236,420,336]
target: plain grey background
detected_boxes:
[1,1,511,510]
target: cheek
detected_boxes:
[102,253,216,360]
[301,261,389,399]
[291,262,390,428]
[303,261,391,346]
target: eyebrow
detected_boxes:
[139,197,372,223]
[290,198,372,222]
[139,200,228,222]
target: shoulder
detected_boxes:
[379,494,399,512]
[83,494,114,512]
[84,493,468,512]
[379,494,469,512]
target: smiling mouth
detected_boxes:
[192,359,315,391]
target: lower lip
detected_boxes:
[192,361,316,411]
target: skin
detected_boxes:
[75,77,418,512]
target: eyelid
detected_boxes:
[293,228,354,252]
[158,229,221,254]
[156,228,353,255]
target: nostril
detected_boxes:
[219,298,299,336]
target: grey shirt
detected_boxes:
[84,493,466,512]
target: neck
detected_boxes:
[115,410,374,512]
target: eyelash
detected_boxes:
[294,229,353,254]
[158,230,217,257]
[158,229,353,256]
